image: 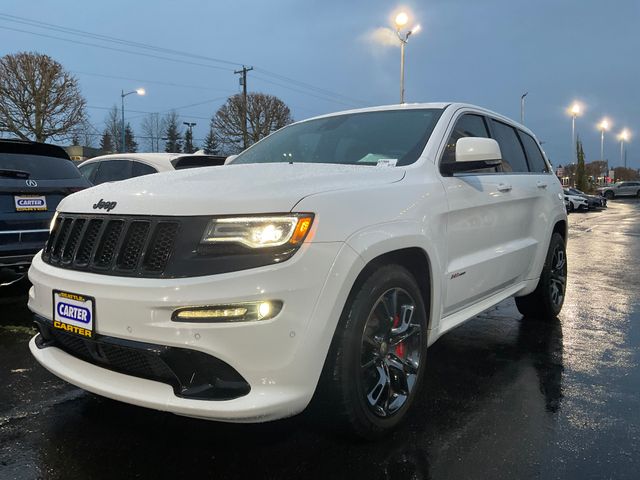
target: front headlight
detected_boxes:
[201,214,314,249]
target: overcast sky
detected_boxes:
[1,0,638,168]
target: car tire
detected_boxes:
[317,264,428,439]
[515,233,567,320]
[567,201,574,213]
[604,190,614,200]
[636,190,640,198]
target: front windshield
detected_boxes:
[232,108,443,167]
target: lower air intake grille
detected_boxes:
[34,317,251,401]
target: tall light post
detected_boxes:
[120,88,145,153]
[520,92,528,124]
[618,129,630,169]
[569,102,582,161]
[394,12,420,104]
[598,118,611,184]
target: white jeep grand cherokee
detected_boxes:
[28,103,567,438]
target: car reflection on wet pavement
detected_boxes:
[1,201,639,480]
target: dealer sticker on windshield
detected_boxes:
[52,290,95,338]
[14,195,47,211]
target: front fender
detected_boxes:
[344,220,445,340]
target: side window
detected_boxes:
[519,131,549,173]
[442,114,490,164]
[131,161,157,177]
[489,119,529,173]
[92,160,132,185]
[78,162,99,183]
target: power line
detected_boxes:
[251,73,359,108]
[0,13,242,68]
[0,13,366,107]
[73,70,229,93]
[86,95,232,124]
[0,24,233,73]
[255,68,370,106]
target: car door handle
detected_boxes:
[497,183,512,192]
[537,182,548,189]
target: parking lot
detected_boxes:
[1,200,639,480]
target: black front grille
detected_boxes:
[43,213,179,277]
[34,317,250,401]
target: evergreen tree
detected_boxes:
[202,120,219,154]
[575,138,588,191]
[124,123,138,153]
[100,130,113,152]
[163,111,182,153]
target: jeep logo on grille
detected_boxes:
[93,199,117,212]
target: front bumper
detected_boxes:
[28,241,363,421]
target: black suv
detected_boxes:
[1,139,90,286]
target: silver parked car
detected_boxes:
[597,181,640,199]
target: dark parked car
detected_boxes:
[566,187,607,209]
[0,139,90,286]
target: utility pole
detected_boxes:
[234,65,253,150]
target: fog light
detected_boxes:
[172,301,282,323]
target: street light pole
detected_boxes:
[599,118,610,184]
[399,38,406,104]
[120,88,145,153]
[121,90,125,154]
[394,12,420,104]
[618,129,630,169]
[520,92,528,124]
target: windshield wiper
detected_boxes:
[0,169,30,179]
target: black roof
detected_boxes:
[0,138,71,160]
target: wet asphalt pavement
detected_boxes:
[1,201,639,480]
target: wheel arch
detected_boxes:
[347,247,434,330]
[553,219,567,242]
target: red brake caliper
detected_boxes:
[392,314,405,358]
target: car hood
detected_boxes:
[57,163,406,216]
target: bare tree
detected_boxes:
[140,113,166,152]
[213,93,292,153]
[612,167,640,181]
[70,118,98,147]
[0,52,86,142]
[103,105,122,152]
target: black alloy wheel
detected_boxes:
[515,233,567,319]
[359,288,422,418]
[316,264,428,439]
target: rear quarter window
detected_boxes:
[131,161,157,177]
